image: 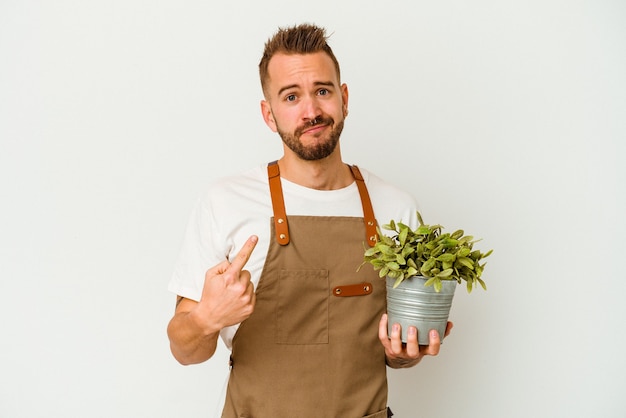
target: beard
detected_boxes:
[277,116,344,161]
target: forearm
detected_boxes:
[167,309,220,365]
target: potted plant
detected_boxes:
[360,212,492,344]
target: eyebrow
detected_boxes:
[277,81,335,97]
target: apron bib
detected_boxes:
[222,162,389,418]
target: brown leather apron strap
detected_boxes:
[267,162,377,247]
[350,165,378,247]
[267,161,290,245]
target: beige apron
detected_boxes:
[222,162,389,418]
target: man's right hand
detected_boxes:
[167,235,258,365]
[195,235,258,332]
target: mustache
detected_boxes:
[295,116,334,136]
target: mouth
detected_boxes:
[302,124,328,135]
[298,116,333,136]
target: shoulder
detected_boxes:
[189,164,273,243]
[197,165,270,209]
[202,164,267,195]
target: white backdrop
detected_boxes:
[1,1,624,417]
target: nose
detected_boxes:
[301,95,322,122]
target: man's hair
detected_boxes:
[259,23,341,96]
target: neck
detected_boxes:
[277,151,353,190]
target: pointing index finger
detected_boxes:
[228,235,258,274]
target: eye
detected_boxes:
[318,89,329,96]
[286,94,297,102]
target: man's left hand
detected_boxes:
[379,313,453,368]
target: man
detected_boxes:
[167,23,452,418]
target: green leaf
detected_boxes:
[416,225,431,235]
[398,227,408,246]
[370,259,385,268]
[393,276,404,289]
[384,253,399,262]
[441,238,459,248]
[458,235,474,245]
[477,277,487,290]
[436,268,454,279]
[401,246,415,258]
[475,264,484,277]
[397,222,411,231]
[437,253,456,263]
[434,278,442,292]
[432,244,445,257]
[381,235,394,246]
[424,277,437,287]
[420,257,436,274]
[379,245,395,256]
[387,261,400,270]
[456,257,474,270]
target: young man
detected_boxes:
[167,24,452,418]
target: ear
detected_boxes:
[260,100,278,132]
[341,83,349,117]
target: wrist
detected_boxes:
[386,354,422,369]
[188,306,221,337]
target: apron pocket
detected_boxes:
[276,269,329,344]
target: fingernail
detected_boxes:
[430,330,438,338]
[393,324,400,332]
[409,327,416,335]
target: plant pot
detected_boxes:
[386,276,457,345]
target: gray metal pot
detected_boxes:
[386,276,457,344]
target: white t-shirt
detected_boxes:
[168,163,420,349]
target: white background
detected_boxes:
[1,1,624,417]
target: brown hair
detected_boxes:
[259,23,341,96]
